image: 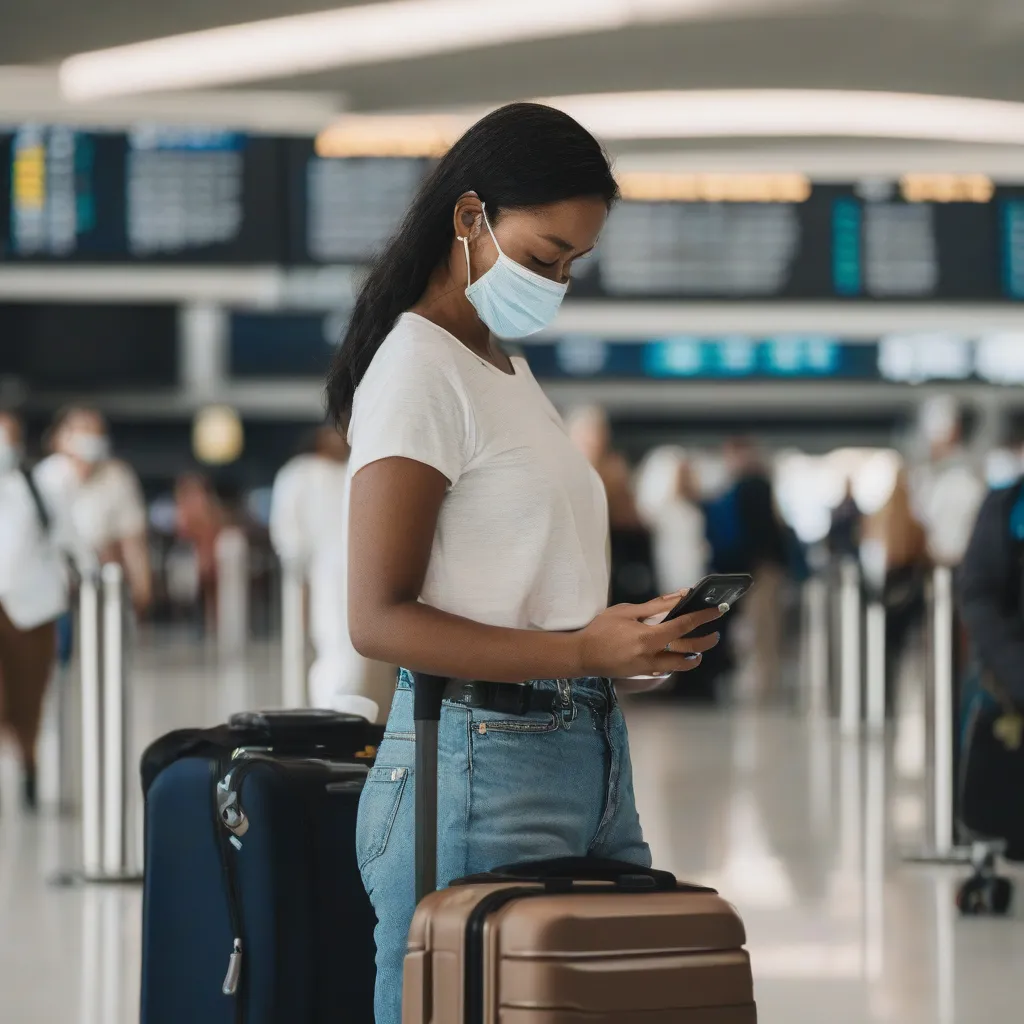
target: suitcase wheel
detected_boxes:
[956,874,1014,916]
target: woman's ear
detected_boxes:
[453,192,484,241]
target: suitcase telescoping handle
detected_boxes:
[466,857,685,892]
[413,673,448,903]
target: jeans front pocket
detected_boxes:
[469,707,560,735]
[356,765,409,871]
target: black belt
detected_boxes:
[443,680,565,716]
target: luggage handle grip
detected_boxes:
[465,857,706,893]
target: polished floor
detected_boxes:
[1,633,1022,1023]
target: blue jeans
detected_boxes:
[356,670,652,1024]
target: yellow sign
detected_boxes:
[12,145,45,209]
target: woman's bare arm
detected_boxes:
[347,457,582,682]
[347,457,721,683]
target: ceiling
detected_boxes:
[2,0,1024,161]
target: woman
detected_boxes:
[38,407,152,614]
[0,411,93,810]
[327,103,720,1024]
[862,465,928,701]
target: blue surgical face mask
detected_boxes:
[461,204,568,339]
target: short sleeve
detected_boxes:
[347,329,472,486]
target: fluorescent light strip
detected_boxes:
[59,0,783,101]
[313,91,1024,151]
[548,90,1024,145]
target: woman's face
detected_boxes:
[455,194,609,287]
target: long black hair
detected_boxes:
[325,102,618,425]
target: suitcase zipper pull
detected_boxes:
[222,939,243,996]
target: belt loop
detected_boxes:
[604,678,618,709]
[556,678,577,730]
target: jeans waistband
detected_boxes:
[396,669,614,707]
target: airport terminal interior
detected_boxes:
[4,2,1024,1023]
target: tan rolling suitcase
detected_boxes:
[403,674,757,1023]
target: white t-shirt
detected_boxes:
[36,455,147,553]
[347,312,610,632]
[0,465,94,629]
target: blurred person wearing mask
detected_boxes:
[270,425,392,722]
[636,445,707,593]
[0,411,94,810]
[38,407,152,614]
[911,396,986,568]
[708,438,789,697]
[568,405,656,605]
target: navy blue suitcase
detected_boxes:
[140,711,380,1024]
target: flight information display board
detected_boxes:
[0,126,285,262]
[286,141,428,264]
[524,334,1024,382]
[569,182,1022,301]
[0,302,178,389]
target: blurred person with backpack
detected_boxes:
[0,411,94,810]
[956,453,1024,859]
[270,426,393,722]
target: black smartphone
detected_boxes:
[661,573,754,637]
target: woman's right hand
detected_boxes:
[575,594,722,679]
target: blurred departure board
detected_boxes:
[524,335,1024,383]
[286,141,428,263]
[229,309,348,378]
[0,302,178,389]
[0,127,284,262]
[570,180,1022,301]
[524,337,872,379]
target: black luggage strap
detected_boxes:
[20,465,51,535]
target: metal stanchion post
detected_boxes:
[932,566,956,854]
[802,575,830,715]
[905,565,969,864]
[217,528,250,660]
[79,573,102,880]
[101,564,126,878]
[865,601,887,734]
[53,565,140,887]
[839,558,862,737]
[281,561,307,708]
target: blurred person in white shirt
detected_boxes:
[37,407,152,614]
[636,445,707,593]
[0,411,94,810]
[910,396,986,568]
[270,427,393,722]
